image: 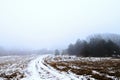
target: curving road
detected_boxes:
[22,55,72,80]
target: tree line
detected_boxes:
[64,34,120,57]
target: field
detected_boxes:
[0,55,36,80]
[0,55,120,80]
[45,56,120,80]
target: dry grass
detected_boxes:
[45,56,120,80]
[0,55,36,80]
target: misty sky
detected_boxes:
[0,0,120,50]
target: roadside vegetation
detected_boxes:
[0,55,35,80]
[45,56,120,80]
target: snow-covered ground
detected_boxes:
[22,55,97,80]
[22,55,84,80]
[0,55,120,80]
[0,55,36,80]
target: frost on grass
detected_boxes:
[1,55,120,80]
[45,55,120,80]
[0,55,35,80]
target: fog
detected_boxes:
[0,0,120,50]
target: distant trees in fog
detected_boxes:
[55,49,60,55]
[0,48,54,56]
[66,34,120,57]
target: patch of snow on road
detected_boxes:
[22,55,72,80]
[22,55,96,80]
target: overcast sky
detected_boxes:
[0,0,120,50]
